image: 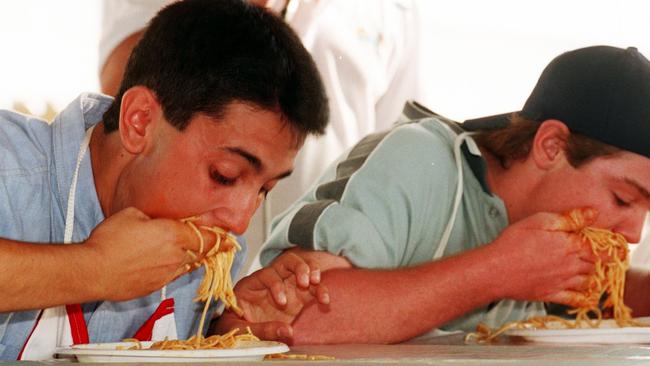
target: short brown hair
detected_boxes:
[473,113,620,169]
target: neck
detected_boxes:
[481,148,536,224]
[89,123,129,217]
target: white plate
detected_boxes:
[506,317,650,344]
[56,340,289,363]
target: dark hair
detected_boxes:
[102,0,328,139]
[474,113,620,168]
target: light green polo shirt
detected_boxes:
[260,117,545,334]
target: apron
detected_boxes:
[18,126,178,360]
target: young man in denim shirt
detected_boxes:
[0,0,328,359]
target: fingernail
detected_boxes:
[278,292,287,305]
[310,269,321,283]
[300,273,310,286]
[582,207,598,222]
[277,326,293,338]
[321,293,330,304]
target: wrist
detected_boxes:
[65,242,105,302]
[478,238,518,300]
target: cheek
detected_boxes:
[531,178,590,215]
[590,200,622,229]
[558,188,616,228]
[136,165,207,217]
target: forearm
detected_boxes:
[624,268,650,317]
[291,244,508,344]
[0,240,100,312]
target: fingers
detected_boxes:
[177,217,237,255]
[270,252,329,305]
[219,316,294,343]
[306,258,322,286]
[557,254,596,291]
[310,283,330,305]
[118,206,151,221]
[577,246,598,263]
[549,290,596,309]
[200,226,236,254]
[562,234,599,262]
[212,311,294,344]
[247,321,294,343]
[272,252,313,288]
[254,267,289,306]
[172,263,192,280]
[271,252,323,290]
[562,274,592,292]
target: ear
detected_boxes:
[530,119,571,170]
[117,86,162,154]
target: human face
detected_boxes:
[527,152,650,243]
[114,102,301,235]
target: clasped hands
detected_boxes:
[210,250,330,343]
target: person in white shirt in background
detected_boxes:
[99,0,170,96]
[251,1,425,269]
[98,0,427,276]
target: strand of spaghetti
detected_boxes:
[265,353,336,361]
[182,218,204,254]
[119,338,142,350]
[194,232,221,347]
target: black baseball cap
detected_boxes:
[463,46,650,159]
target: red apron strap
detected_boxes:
[132,298,176,341]
[65,304,89,345]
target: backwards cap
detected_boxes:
[464,46,650,158]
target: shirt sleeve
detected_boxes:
[260,121,459,269]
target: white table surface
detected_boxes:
[9,333,650,365]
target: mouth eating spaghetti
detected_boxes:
[466,214,646,343]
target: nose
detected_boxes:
[613,210,647,244]
[214,191,263,235]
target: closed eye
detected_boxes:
[211,171,236,186]
[614,194,631,207]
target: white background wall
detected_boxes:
[416,0,650,121]
[0,0,101,116]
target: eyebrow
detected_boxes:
[624,178,650,200]
[226,147,262,171]
[224,147,293,180]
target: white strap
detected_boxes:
[64,125,95,244]
[433,131,477,260]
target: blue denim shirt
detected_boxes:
[0,93,246,360]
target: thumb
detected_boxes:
[532,208,598,232]
[547,290,596,309]
[246,321,294,344]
